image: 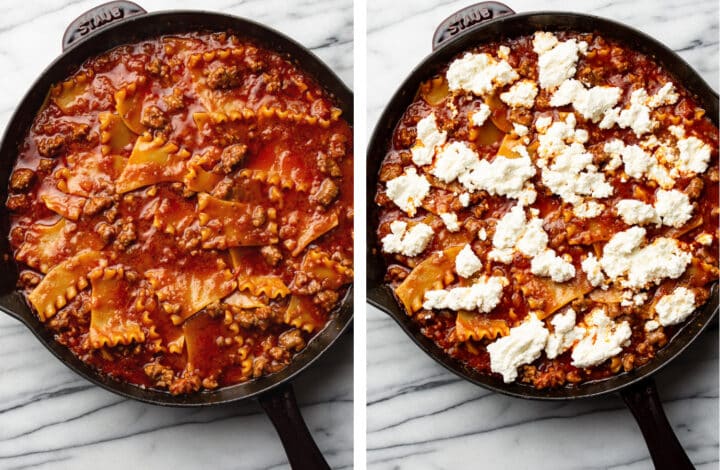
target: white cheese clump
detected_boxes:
[695,232,713,246]
[470,103,492,127]
[431,141,479,183]
[615,199,660,226]
[540,143,613,205]
[489,205,575,282]
[599,227,692,289]
[381,221,434,257]
[645,320,660,332]
[535,115,553,133]
[458,154,536,201]
[573,200,605,219]
[477,227,487,241]
[676,136,711,174]
[533,32,587,90]
[411,113,447,166]
[423,275,508,312]
[647,82,679,108]
[455,243,483,278]
[581,253,605,287]
[446,52,519,96]
[545,309,586,359]
[571,308,632,368]
[513,123,529,137]
[550,79,622,122]
[655,287,696,326]
[654,189,693,228]
[440,212,461,232]
[459,192,470,207]
[603,139,675,189]
[530,249,576,283]
[385,167,430,216]
[487,314,549,383]
[500,79,538,108]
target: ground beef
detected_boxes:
[219,144,247,173]
[113,219,136,250]
[9,168,35,192]
[311,178,339,206]
[207,64,243,89]
[83,196,113,217]
[328,132,347,159]
[278,329,305,351]
[163,88,185,111]
[36,135,65,157]
[316,151,342,177]
[260,245,282,266]
[140,105,169,130]
[6,194,30,211]
[313,290,339,310]
[252,356,268,378]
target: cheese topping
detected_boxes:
[423,275,508,312]
[431,141,479,183]
[530,250,576,283]
[488,314,549,382]
[440,212,461,232]
[545,309,586,359]
[458,154,536,201]
[599,227,692,289]
[656,287,696,326]
[533,32,587,90]
[571,308,632,368]
[500,79,538,108]
[615,199,660,226]
[381,221,434,257]
[676,136,711,174]
[581,253,605,287]
[411,113,447,166]
[446,52,519,96]
[455,243,483,278]
[470,104,492,127]
[550,79,621,122]
[386,167,430,216]
[654,189,693,228]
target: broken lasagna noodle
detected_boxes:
[7,32,353,394]
[375,31,717,388]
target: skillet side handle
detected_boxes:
[432,2,515,50]
[620,378,695,470]
[258,383,331,470]
[62,1,147,51]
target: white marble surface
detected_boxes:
[367,0,718,468]
[0,1,352,469]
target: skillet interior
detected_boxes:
[367,11,719,400]
[0,10,354,406]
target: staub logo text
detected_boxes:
[77,7,124,36]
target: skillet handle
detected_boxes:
[620,378,695,470]
[62,1,147,51]
[432,1,515,50]
[258,383,331,470]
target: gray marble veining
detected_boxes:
[367,0,718,468]
[0,1,352,469]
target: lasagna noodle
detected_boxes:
[284,294,325,333]
[292,208,339,257]
[455,311,510,341]
[28,250,105,321]
[39,188,86,221]
[197,192,278,248]
[115,134,191,193]
[146,263,237,325]
[99,112,136,156]
[55,150,125,197]
[395,246,463,314]
[115,80,149,134]
[520,272,594,320]
[51,72,92,113]
[88,268,145,348]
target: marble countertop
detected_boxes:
[0,1,352,469]
[367,0,718,469]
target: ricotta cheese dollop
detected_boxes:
[385,167,430,216]
[423,275,508,312]
[411,113,447,166]
[655,287,696,326]
[488,314,549,383]
[571,308,632,368]
[446,52,519,96]
[381,221,434,257]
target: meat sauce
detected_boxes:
[7,32,353,394]
[375,31,718,389]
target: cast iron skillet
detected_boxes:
[367,2,718,469]
[0,2,353,469]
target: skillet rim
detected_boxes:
[366,9,719,400]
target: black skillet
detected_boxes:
[367,3,718,469]
[0,2,353,469]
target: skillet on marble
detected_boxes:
[366,2,718,468]
[0,2,353,469]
